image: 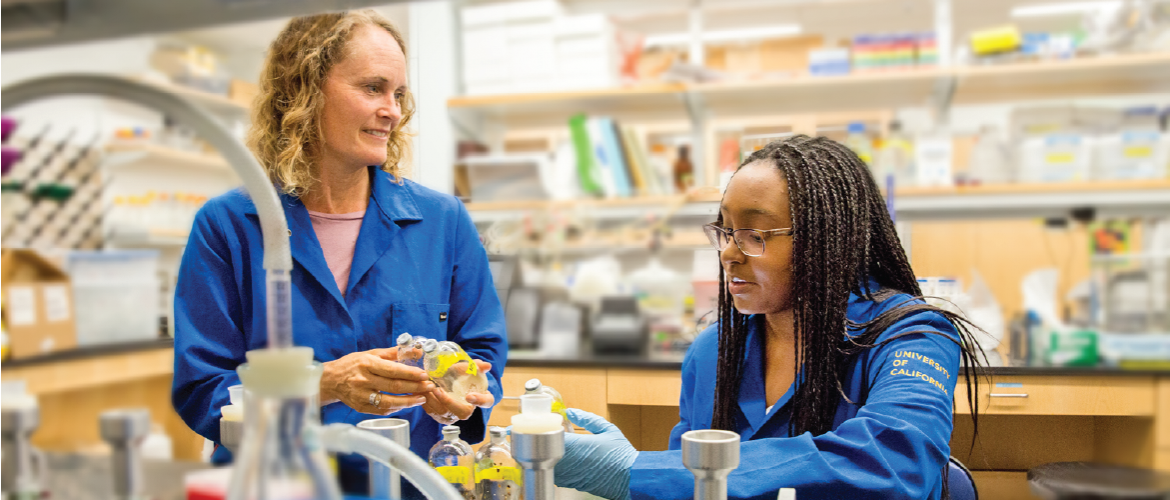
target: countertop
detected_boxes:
[4,339,1167,378]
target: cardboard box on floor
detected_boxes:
[1,248,77,359]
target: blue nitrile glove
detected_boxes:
[554,408,639,500]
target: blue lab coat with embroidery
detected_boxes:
[171,167,507,494]
[631,289,960,500]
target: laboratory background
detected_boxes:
[2,0,1170,498]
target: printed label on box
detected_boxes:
[42,285,71,322]
[7,286,37,326]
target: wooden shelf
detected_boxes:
[467,179,1170,223]
[104,143,231,172]
[133,76,251,118]
[448,51,1170,125]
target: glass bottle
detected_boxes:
[396,333,424,369]
[425,341,489,402]
[673,144,693,194]
[228,347,341,500]
[429,425,476,500]
[474,427,520,500]
[523,379,572,433]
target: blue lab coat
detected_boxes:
[171,167,507,494]
[632,287,960,500]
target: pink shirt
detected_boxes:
[307,209,364,296]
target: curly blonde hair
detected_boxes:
[248,10,414,196]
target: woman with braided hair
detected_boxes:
[553,135,983,500]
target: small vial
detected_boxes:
[524,379,572,433]
[474,427,520,500]
[429,425,475,500]
[425,341,488,402]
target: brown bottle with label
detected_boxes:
[674,144,694,194]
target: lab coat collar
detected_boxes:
[737,315,798,439]
[241,167,424,306]
[345,167,423,297]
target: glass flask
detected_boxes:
[474,427,521,500]
[396,333,425,370]
[425,341,488,402]
[428,425,476,500]
[228,348,341,500]
[523,379,572,433]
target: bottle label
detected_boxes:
[429,351,478,378]
[477,466,523,484]
[437,466,471,484]
[551,401,568,420]
[1124,146,1153,158]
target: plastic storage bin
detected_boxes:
[66,250,161,346]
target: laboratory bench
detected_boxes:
[4,342,1168,499]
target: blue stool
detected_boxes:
[948,456,979,500]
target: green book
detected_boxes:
[568,113,603,196]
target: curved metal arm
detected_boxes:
[320,424,464,500]
[1,74,295,348]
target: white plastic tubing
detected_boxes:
[320,423,464,500]
[1,74,295,349]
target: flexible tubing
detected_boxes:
[321,424,464,500]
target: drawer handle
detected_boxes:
[989,393,1029,398]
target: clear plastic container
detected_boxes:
[877,120,914,188]
[474,427,521,500]
[66,250,161,346]
[429,425,476,500]
[843,122,875,166]
[524,379,572,433]
[510,394,564,434]
[1094,107,1170,180]
[425,341,489,402]
[1018,133,1091,183]
[967,125,1014,185]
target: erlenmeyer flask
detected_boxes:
[228,347,341,500]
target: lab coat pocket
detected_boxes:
[391,303,452,340]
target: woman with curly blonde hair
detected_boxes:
[171,10,506,496]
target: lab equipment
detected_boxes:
[426,341,489,403]
[681,429,741,500]
[1094,107,1170,180]
[590,296,648,356]
[357,418,410,500]
[511,395,566,500]
[475,427,521,500]
[99,408,151,500]
[429,425,476,500]
[230,347,340,500]
[524,379,573,433]
[1,382,45,500]
[219,385,244,454]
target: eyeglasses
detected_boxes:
[702,223,794,257]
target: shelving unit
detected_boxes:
[449,51,1170,126]
[132,77,251,119]
[105,228,191,248]
[467,180,1170,224]
[105,143,231,172]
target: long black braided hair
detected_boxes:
[710,135,983,495]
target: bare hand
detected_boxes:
[320,348,435,415]
[421,360,495,425]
